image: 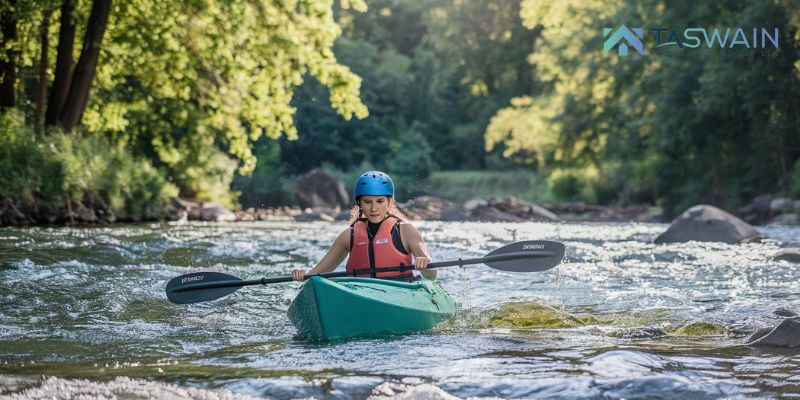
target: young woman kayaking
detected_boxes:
[291,171,436,281]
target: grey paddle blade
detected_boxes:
[483,240,565,272]
[166,271,243,304]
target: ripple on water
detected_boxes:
[1,221,800,398]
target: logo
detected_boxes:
[181,275,204,284]
[603,25,780,57]
[652,28,779,49]
[375,238,389,245]
[523,244,545,250]
[604,25,644,56]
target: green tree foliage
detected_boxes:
[3,0,369,213]
[84,0,368,203]
[283,37,418,174]
[0,108,177,222]
[6,0,798,217]
[241,0,540,206]
[418,0,540,169]
[488,0,800,214]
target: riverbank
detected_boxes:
[0,195,665,226]
[4,192,800,227]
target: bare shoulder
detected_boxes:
[333,227,351,249]
[398,221,421,236]
[398,220,415,230]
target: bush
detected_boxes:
[549,172,584,201]
[547,167,599,203]
[0,108,178,222]
[0,110,47,206]
[234,138,295,208]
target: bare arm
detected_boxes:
[400,223,437,280]
[291,228,350,281]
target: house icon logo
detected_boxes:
[603,25,644,56]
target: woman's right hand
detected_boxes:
[292,269,308,281]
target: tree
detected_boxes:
[0,0,20,109]
[79,0,369,200]
[3,0,371,206]
[45,0,76,127]
[59,0,111,132]
[487,0,800,213]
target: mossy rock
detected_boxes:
[488,301,585,329]
[665,322,728,336]
[486,302,666,329]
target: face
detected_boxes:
[358,195,392,223]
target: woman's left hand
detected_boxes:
[414,256,431,270]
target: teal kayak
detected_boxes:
[287,276,456,340]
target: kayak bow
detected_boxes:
[288,276,456,340]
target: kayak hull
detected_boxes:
[288,276,455,340]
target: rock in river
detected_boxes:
[654,204,762,244]
[747,317,800,348]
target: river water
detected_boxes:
[1,221,799,399]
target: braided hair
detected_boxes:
[348,196,408,224]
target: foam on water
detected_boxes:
[0,375,263,399]
[1,221,800,398]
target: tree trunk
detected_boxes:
[46,0,76,127]
[0,0,19,109]
[35,10,52,135]
[60,0,111,133]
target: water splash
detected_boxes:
[1,221,799,398]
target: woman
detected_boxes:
[291,171,436,281]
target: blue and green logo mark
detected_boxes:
[604,25,644,56]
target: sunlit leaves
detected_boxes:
[72,0,369,201]
[488,0,800,211]
[485,95,558,166]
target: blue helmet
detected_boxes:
[354,171,394,198]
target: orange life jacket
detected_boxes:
[345,217,414,279]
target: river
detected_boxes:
[1,221,799,399]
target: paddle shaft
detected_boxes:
[170,250,555,293]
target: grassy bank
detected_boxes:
[241,168,558,207]
[418,170,553,203]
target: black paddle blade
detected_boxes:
[483,240,565,272]
[166,271,243,304]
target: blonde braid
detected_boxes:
[348,205,362,224]
[388,202,408,221]
[348,196,408,225]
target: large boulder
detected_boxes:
[294,168,350,210]
[747,317,800,348]
[654,204,762,244]
[739,194,774,224]
[200,203,236,222]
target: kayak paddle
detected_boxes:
[166,240,565,304]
